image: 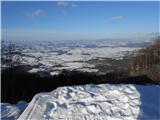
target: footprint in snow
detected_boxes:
[43,101,57,119]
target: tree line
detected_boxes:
[128,37,160,83]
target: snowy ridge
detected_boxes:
[18,84,160,120]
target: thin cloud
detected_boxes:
[56,1,69,7]
[56,1,78,16]
[26,9,44,17]
[71,3,78,8]
[56,1,78,8]
[112,16,124,21]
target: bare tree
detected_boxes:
[128,37,160,83]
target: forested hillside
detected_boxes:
[129,37,160,83]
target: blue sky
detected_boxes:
[2,1,159,41]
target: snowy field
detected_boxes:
[2,39,141,74]
[22,46,138,73]
[1,84,159,120]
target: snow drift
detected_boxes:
[17,84,160,120]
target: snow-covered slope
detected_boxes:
[18,84,160,120]
[0,101,27,120]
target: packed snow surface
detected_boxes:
[18,84,160,120]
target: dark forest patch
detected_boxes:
[1,66,158,104]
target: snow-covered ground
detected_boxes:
[0,101,27,120]
[2,39,141,74]
[22,47,138,68]
[1,40,159,120]
[14,84,159,120]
